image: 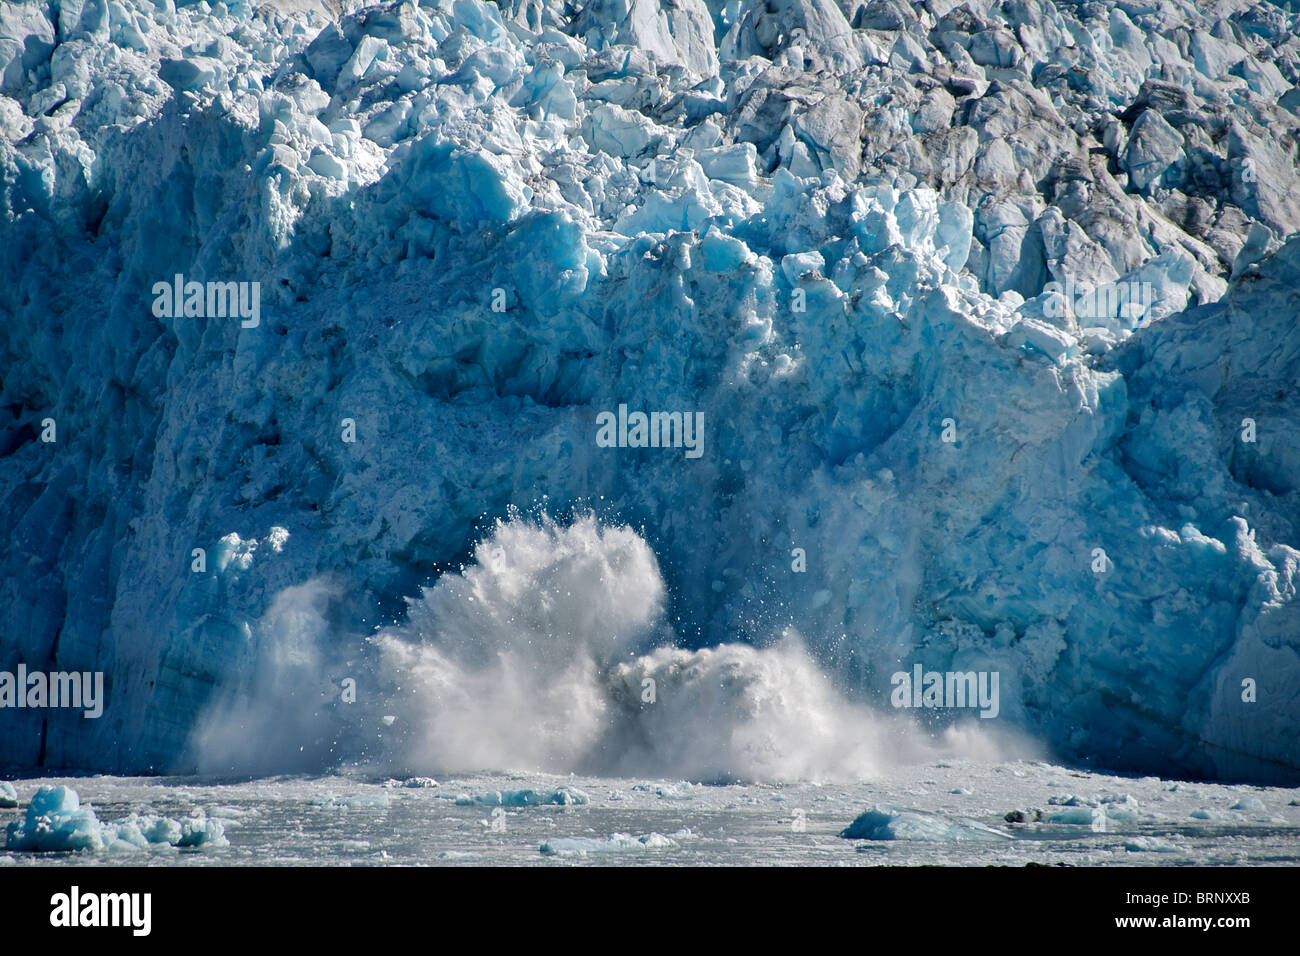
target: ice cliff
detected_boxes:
[1,0,1298,782]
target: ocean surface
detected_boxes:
[5,760,1299,866]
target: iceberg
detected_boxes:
[1124,837,1181,854]
[4,785,103,852]
[840,805,1012,842]
[455,787,589,806]
[540,831,679,857]
[4,785,228,853]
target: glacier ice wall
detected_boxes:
[1,0,1298,782]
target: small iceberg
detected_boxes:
[457,787,589,807]
[541,832,678,857]
[312,791,393,810]
[1190,807,1236,822]
[4,786,102,852]
[840,805,1012,842]
[1045,806,1107,826]
[5,785,228,853]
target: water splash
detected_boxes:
[194,515,1031,781]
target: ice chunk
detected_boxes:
[402,777,440,789]
[177,817,228,848]
[1045,806,1107,827]
[306,149,348,181]
[540,831,676,857]
[394,137,529,226]
[456,787,589,807]
[571,0,718,77]
[697,229,752,272]
[6,785,233,854]
[1047,794,1095,807]
[841,805,1011,842]
[1004,318,1075,364]
[582,103,662,159]
[632,783,699,801]
[313,791,393,810]
[1125,837,1181,853]
[696,143,758,190]
[0,782,16,808]
[5,786,102,852]
[1121,111,1184,194]
[303,23,353,88]
[140,816,183,845]
[158,57,227,92]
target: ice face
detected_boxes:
[1,0,1298,783]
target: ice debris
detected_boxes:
[456,787,589,807]
[1,0,1299,785]
[841,804,1012,842]
[312,791,393,809]
[4,786,228,853]
[402,777,440,789]
[540,830,683,857]
[1124,837,1181,854]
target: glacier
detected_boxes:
[1,765,1295,864]
[0,0,1298,785]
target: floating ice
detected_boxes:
[1,0,1297,787]
[540,831,679,857]
[1044,806,1107,827]
[840,805,1012,842]
[313,791,393,810]
[4,785,229,853]
[1125,837,1181,854]
[4,786,102,852]
[456,787,589,807]
[633,782,699,801]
